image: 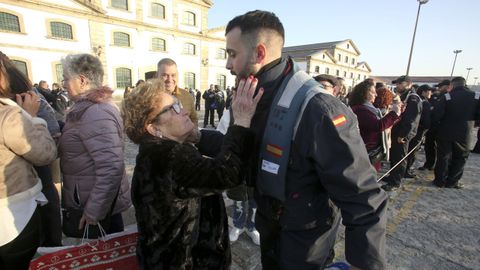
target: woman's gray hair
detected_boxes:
[61,54,103,88]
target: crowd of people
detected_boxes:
[1,9,480,270]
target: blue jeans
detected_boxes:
[232,198,257,230]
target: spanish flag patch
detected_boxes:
[332,114,347,127]
[266,144,283,157]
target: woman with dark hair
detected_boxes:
[349,79,401,170]
[58,53,131,237]
[122,77,262,269]
[0,52,57,268]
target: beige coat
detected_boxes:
[0,98,57,200]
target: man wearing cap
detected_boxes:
[419,79,450,170]
[405,84,433,176]
[431,77,480,188]
[313,74,338,96]
[382,75,422,191]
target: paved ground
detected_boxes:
[121,106,480,269]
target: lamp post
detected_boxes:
[466,67,473,82]
[406,0,429,76]
[450,50,462,77]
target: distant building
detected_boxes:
[0,0,235,92]
[371,76,453,88]
[282,39,371,91]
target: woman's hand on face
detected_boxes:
[16,91,40,117]
[231,76,264,128]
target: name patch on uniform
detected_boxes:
[332,114,347,127]
[266,144,283,157]
[262,160,280,174]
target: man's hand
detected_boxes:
[397,137,407,144]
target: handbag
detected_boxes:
[62,188,119,239]
[30,230,139,270]
[368,144,385,165]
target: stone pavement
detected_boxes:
[120,106,479,270]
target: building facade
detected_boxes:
[282,39,371,91]
[0,0,235,92]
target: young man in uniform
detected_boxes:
[225,10,387,270]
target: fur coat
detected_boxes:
[132,126,254,269]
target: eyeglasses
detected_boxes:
[151,100,183,122]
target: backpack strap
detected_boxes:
[257,64,328,202]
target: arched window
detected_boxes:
[182,43,195,55]
[116,68,132,88]
[184,72,196,89]
[50,21,73,39]
[182,11,195,26]
[113,32,130,47]
[151,3,165,19]
[325,67,330,75]
[216,48,226,59]
[12,60,27,76]
[217,74,226,90]
[314,66,320,73]
[0,12,20,32]
[152,38,166,51]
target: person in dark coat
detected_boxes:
[202,84,216,128]
[431,77,480,188]
[381,75,422,191]
[349,79,401,171]
[224,11,387,270]
[122,78,262,269]
[195,89,201,111]
[405,84,433,177]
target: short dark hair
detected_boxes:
[225,10,285,41]
[451,77,466,88]
[348,78,375,106]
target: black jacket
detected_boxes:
[391,90,422,140]
[237,58,388,270]
[432,86,480,144]
[131,126,254,269]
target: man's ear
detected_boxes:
[255,43,267,64]
[146,124,163,138]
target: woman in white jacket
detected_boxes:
[0,52,57,269]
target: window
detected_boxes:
[217,74,226,90]
[364,75,367,80]
[0,12,20,32]
[50,22,73,39]
[325,67,330,75]
[347,44,350,49]
[357,74,361,80]
[337,54,341,61]
[113,32,130,47]
[336,69,340,76]
[314,66,320,73]
[322,54,325,59]
[151,3,165,19]
[184,72,195,89]
[343,71,347,78]
[116,68,132,88]
[12,60,27,76]
[152,37,166,51]
[216,48,226,59]
[55,63,63,82]
[345,56,349,63]
[350,72,353,79]
[352,58,355,65]
[111,0,128,10]
[183,43,195,55]
[182,11,195,26]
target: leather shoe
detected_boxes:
[431,180,444,188]
[445,183,464,189]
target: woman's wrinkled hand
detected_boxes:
[231,76,264,128]
[79,214,98,230]
[16,91,40,117]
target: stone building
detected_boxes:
[0,0,235,92]
[282,39,371,91]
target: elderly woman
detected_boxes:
[122,78,262,269]
[349,79,401,170]
[0,52,57,268]
[58,54,131,238]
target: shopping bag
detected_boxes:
[29,230,139,270]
